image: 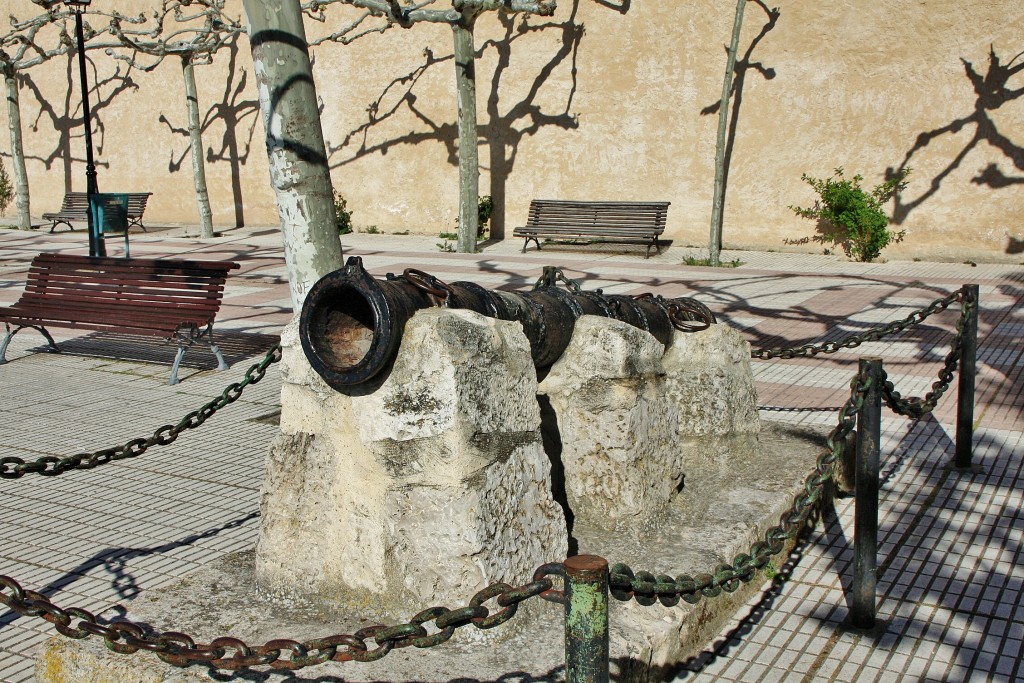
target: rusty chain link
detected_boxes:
[751,287,965,360]
[0,344,282,479]
[0,565,564,671]
[880,289,974,418]
[607,366,872,606]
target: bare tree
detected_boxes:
[705,0,778,266]
[707,0,746,267]
[103,0,247,238]
[1,6,82,229]
[243,0,343,309]
[303,0,557,253]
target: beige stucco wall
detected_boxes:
[3,0,1022,260]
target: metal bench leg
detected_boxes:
[0,324,12,364]
[0,324,59,364]
[645,238,661,259]
[206,325,229,371]
[169,346,186,386]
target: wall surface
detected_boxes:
[3,0,1022,260]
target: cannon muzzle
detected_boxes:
[300,257,714,390]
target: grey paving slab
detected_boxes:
[0,227,1021,681]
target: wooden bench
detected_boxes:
[512,199,671,258]
[43,192,153,233]
[0,253,240,385]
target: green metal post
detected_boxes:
[955,284,979,469]
[852,357,882,629]
[564,554,609,683]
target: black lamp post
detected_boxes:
[66,0,104,257]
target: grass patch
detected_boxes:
[682,256,743,268]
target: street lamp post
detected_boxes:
[66,0,104,257]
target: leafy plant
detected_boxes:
[360,225,381,234]
[682,256,743,268]
[790,167,911,262]
[477,195,494,238]
[0,158,13,217]
[438,231,458,240]
[454,195,495,240]
[436,240,455,253]
[333,189,353,235]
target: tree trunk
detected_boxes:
[452,19,480,254]
[182,57,216,238]
[3,67,32,230]
[708,0,746,267]
[243,0,343,310]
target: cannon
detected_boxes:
[299,256,715,390]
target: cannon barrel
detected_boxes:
[299,256,715,390]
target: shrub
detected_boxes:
[333,189,353,234]
[477,195,494,238]
[455,195,495,240]
[790,167,910,262]
[0,158,13,217]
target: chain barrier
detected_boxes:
[0,564,565,671]
[533,265,586,292]
[607,366,872,606]
[751,287,965,360]
[0,286,974,671]
[0,344,282,479]
[880,289,974,418]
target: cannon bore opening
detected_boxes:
[306,287,376,372]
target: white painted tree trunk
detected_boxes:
[453,21,480,254]
[243,0,343,310]
[708,0,746,267]
[182,57,215,239]
[3,67,32,230]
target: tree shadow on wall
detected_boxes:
[699,1,780,249]
[886,45,1024,254]
[20,56,138,192]
[157,35,260,228]
[325,0,596,238]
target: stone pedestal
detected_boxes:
[257,309,566,612]
[538,318,761,529]
[662,323,761,493]
[539,316,681,528]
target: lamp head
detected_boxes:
[63,0,92,7]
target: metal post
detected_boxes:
[955,284,979,469]
[70,3,105,257]
[564,554,609,683]
[852,357,882,629]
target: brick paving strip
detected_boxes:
[0,228,1020,681]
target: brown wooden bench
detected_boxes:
[0,253,239,385]
[43,192,153,233]
[512,199,671,258]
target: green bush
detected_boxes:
[454,195,495,240]
[333,189,353,234]
[477,195,494,238]
[790,167,910,262]
[0,158,13,217]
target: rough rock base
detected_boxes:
[37,423,829,683]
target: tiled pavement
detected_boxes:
[0,226,1021,682]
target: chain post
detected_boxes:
[852,357,883,629]
[955,284,979,469]
[564,555,610,683]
